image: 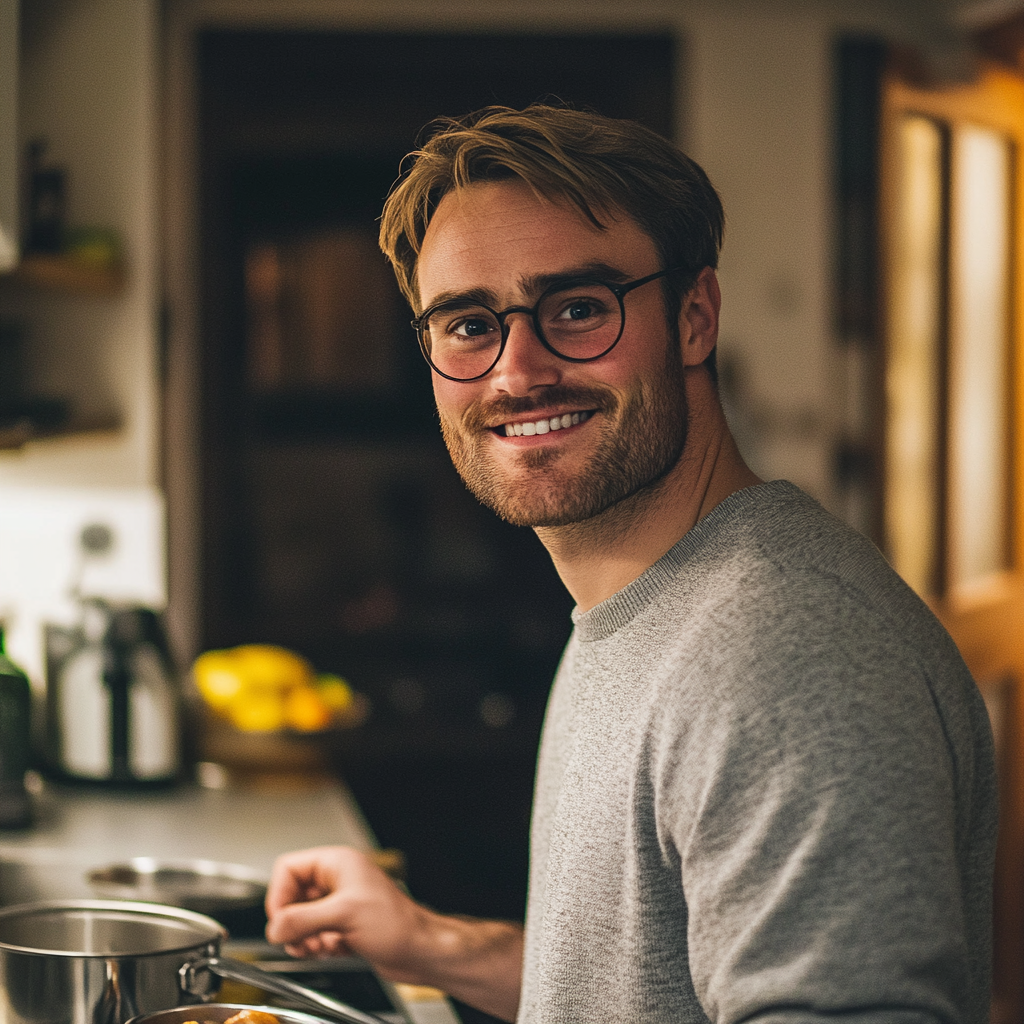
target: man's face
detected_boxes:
[416,179,690,528]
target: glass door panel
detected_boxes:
[884,115,944,595]
[948,125,1013,590]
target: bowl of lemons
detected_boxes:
[190,645,369,773]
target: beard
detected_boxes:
[438,343,689,528]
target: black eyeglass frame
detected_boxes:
[411,265,689,383]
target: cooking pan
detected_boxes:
[127,1005,347,1024]
[86,858,268,938]
[0,901,392,1024]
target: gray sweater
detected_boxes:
[520,481,997,1024]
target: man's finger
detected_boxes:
[266,894,350,945]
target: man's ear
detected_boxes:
[679,267,721,367]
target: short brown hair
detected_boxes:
[379,103,724,314]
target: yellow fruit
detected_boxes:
[285,685,333,732]
[192,650,245,711]
[315,674,354,713]
[228,692,287,732]
[231,645,314,692]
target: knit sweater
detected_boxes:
[519,481,997,1024]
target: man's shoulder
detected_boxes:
[643,480,968,694]
[668,480,927,624]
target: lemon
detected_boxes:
[227,691,287,732]
[192,644,358,732]
[232,644,314,692]
[315,674,354,713]
[192,650,245,711]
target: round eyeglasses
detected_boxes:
[411,266,688,382]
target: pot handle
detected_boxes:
[180,955,396,1024]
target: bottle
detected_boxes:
[0,625,32,827]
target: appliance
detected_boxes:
[44,600,182,783]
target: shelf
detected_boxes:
[0,253,125,296]
[0,411,122,451]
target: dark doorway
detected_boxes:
[196,32,675,1017]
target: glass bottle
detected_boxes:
[0,625,32,827]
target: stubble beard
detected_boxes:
[438,344,690,529]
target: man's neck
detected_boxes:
[535,373,761,612]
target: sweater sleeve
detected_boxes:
[654,583,984,1024]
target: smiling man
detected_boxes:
[265,105,997,1024]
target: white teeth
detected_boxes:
[501,410,590,436]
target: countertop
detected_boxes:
[0,777,374,903]
[0,777,461,1024]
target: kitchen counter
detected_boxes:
[0,777,374,903]
[0,776,373,881]
[0,776,461,1024]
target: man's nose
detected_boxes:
[488,313,562,394]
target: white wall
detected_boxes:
[0,0,162,679]
[688,12,837,501]
[0,0,18,272]
[0,0,160,489]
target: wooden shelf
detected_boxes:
[0,253,125,295]
[0,411,122,451]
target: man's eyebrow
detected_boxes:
[518,262,632,295]
[421,286,498,311]
[422,262,635,312]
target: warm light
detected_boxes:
[949,124,1012,588]
[885,115,943,595]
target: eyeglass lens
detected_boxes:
[421,281,623,381]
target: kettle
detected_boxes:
[44,600,182,784]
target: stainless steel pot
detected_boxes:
[0,899,223,1024]
[0,901,391,1024]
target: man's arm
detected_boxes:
[265,845,524,1022]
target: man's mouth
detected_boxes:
[498,410,593,437]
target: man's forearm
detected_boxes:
[410,910,524,1022]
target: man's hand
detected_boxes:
[265,846,424,968]
[265,845,524,1022]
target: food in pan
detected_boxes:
[182,1012,281,1024]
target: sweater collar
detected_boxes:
[570,480,796,642]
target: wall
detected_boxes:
[688,12,837,500]
[0,0,163,681]
[0,0,17,271]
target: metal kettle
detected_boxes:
[44,600,182,783]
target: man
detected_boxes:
[265,105,997,1024]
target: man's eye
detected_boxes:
[548,293,611,325]
[561,300,598,321]
[452,317,496,338]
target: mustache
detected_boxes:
[461,385,619,431]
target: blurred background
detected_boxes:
[1,1,1023,1021]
